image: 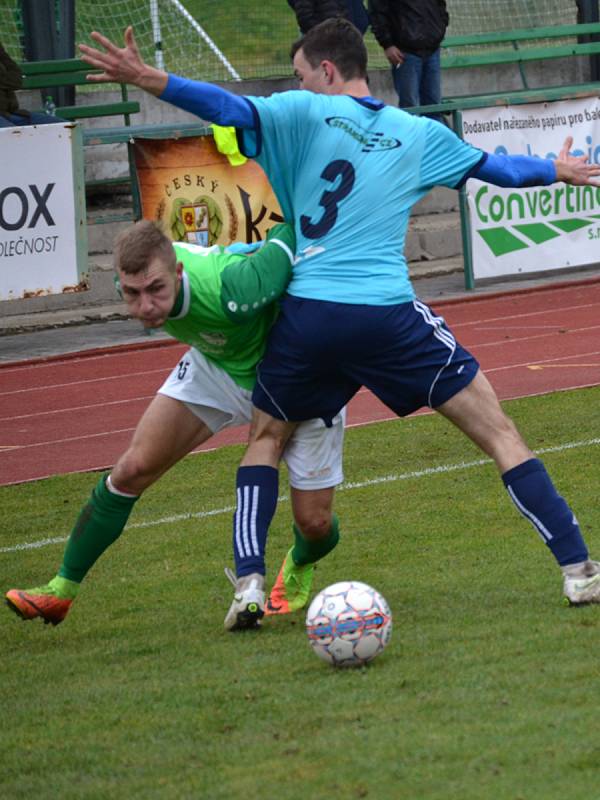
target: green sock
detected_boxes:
[58,475,138,583]
[291,514,340,566]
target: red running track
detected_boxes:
[1,278,600,486]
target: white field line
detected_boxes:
[3,326,594,399]
[465,350,600,372]
[0,340,179,374]
[0,395,153,423]
[2,435,599,555]
[0,367,169,397]
[446,300,600,329]
[4,346,600,426]
[3,427,136,451]
[347,381,600,429]
[2,313,597,398]
[350,353,600,402]
[465,324,600,350]
[2,380,599,471]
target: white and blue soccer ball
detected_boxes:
[305,581,392,667]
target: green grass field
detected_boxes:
[2,387,600,799]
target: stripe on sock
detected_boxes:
[506,484,553,543]
[235,483,261,558]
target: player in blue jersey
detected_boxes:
[80,19,600,622]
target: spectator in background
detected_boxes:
[0,40,63,127]
[369,0,448,121]
[345,0,369,33]
[291,0,369,35]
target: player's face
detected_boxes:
[293,49,330,94]
[118,257,182,328]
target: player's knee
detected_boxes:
[295,510,332,541]
[111,449,158,495]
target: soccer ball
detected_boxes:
[305,581,392,667]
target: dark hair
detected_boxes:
[113,220,176,275]
[290,17,367,81]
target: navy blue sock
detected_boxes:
[502,458,588,566]
[232,466,279,577]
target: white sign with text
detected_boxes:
[462,97,600,280]
[0,123,86,299]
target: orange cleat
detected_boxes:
[265,548,314,616]
[5,587,72,626]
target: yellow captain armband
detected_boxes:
[212,125,247,166]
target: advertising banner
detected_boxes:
[0,122,87,300]
[133,135,283,246]
[462,97,600,280]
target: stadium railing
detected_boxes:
[405,22,600,288]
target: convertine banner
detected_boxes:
[133,134,283,247]
[462,97,600,280]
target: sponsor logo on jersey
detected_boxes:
[194,331,228,353]
[325,117,401,152]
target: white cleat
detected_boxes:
[562,560,600,605]
[223,568,265,630]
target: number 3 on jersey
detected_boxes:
[300,159,355,239]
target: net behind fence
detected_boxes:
[0,0,582,84]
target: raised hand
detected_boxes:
[78,26,167,96]
[555,135,600,186]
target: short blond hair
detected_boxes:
[113,220,176,275]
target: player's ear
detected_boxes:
[322,60,335,84]
[175,261,184,279]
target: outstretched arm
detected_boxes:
[473,136,600,188]
[79,26,254,127]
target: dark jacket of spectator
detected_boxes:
[0,40,65,127]
[0,42,23,115]
[369,0,448,57]
[293,0,368,35]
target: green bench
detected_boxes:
[21,57,142,223]
[409,22,600,117]
[21,57,139,123]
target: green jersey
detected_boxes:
[162,224,294,390]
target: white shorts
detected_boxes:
[158,348,345,490]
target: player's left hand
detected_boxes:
[555,136,600,185]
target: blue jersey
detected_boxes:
[240,91,484,305]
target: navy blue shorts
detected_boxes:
[253,296,480,425]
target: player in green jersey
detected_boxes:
[5,220,345,630]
